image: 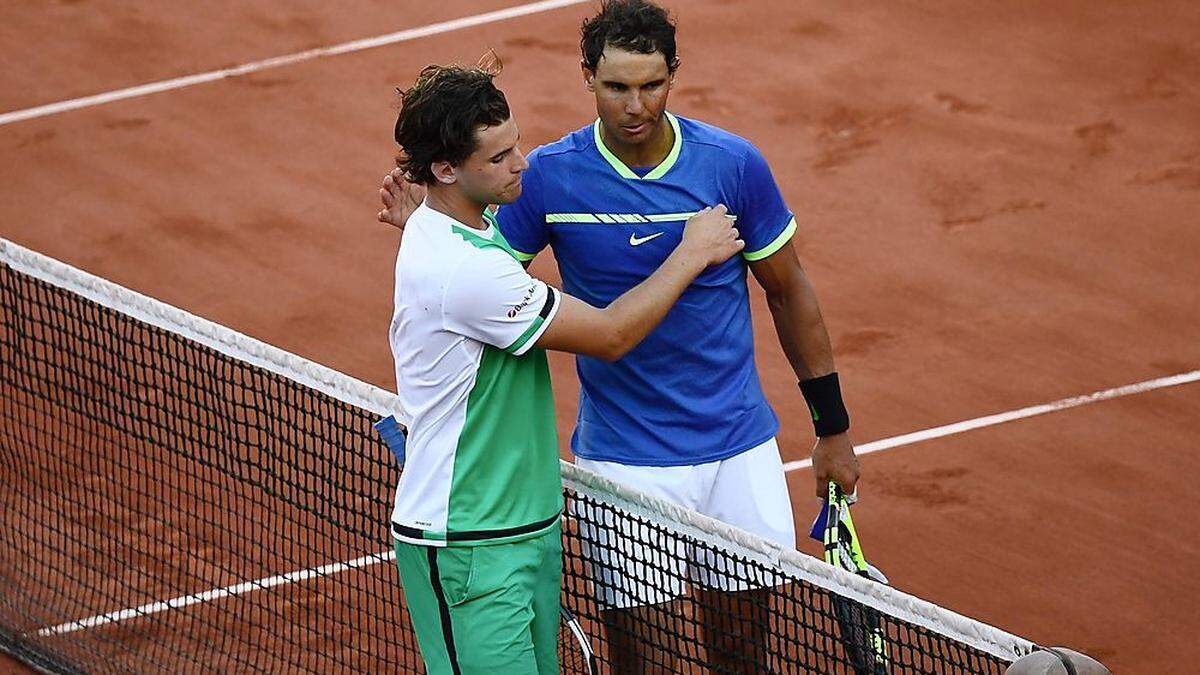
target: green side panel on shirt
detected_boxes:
[452,220,519,260]
[446,345,562,537]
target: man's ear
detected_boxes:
[581,61,596,93]
[430,160,457,185]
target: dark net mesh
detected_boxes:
[0,257,1017,673]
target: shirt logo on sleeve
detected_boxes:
[507,284,538,318]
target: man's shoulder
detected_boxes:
[526,123,594,166]
[675,113,760,161]
[423,239,524,315]
[407,207,512,274]
[447,229,520,271]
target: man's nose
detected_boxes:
[624,92,644,115]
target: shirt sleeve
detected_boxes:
[736,144,797,262]
[494,157,549,262]
[441,249,561,356]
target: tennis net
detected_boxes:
[0,238,1034,673]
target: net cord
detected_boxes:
[0,238,404,421]
[0,236,1036,663]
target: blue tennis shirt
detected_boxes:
[496,112,797,466]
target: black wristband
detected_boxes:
[798,372,850,437]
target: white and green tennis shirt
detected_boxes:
[388,203,562,547]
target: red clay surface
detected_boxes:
[2,1,1198,672]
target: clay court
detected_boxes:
[2,1,1198,672]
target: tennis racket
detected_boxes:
[811,483,890,675]
[558,605,598,674]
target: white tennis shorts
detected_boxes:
[574,437,796,609]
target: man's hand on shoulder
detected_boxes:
[378,167,425,231]
[811,433,859,499]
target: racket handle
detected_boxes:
[373,415,408,467]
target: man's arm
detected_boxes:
[536,206,742,360]
[749,241,860,498]
[382,172,742,361]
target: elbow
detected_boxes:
[595,326,636,362]
[596,337,631,362]
[763,277,809,315]
[595,349,623,363]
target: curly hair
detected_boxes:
[580,0,680,73]
[393,62,510,184]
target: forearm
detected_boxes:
[536,205,740,359]
[767,272,836,381]
[752,244,858,492]
[601,249,706,356]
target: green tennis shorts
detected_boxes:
[393,521,562,674]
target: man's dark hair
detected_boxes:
[580,0,680,73]
[393,63,510,184]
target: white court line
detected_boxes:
[0,0,588,127]
[34,369,1198,638]
[36,550,395,637]
[783,369,1200,472]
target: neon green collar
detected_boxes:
[592,112,682,180]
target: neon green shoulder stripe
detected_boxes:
[742,218,797,262]
[451,221,522,261]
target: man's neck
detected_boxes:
[600,115,674,169]
[425,187,488,230]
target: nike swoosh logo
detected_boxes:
[629,232,665,246]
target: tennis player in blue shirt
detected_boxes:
[380,2,861,671]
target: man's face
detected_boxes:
[454,116,527,205]
[584,47,674,147]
